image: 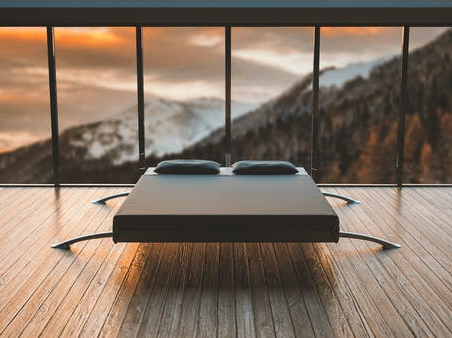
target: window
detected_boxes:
[318,27,401,183]
[0,28,52,183]
[55,27,138,183]
[231,27,313,167]
[142,27,225,166]
[405,27,452,183]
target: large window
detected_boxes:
[0,26,450,184]
[55,27,138,183]
[318,27,402,184]
[0,28,52,183]
[405,27,452,183]
[231,27,313,167]
[142,27,225,165]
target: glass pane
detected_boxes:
[405,27,451,183]
[0,27,52,183]
[318,27,401,183]
[56,27,138,183]
[142,27,225,165]
[231,27,313,167]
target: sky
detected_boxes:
[0,26,448,152]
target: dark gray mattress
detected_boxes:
[113,168,339,243]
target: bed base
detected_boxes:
[92,191,360,205]
[51,231,400,250]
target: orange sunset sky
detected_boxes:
[0,26,447,152]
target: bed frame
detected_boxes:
[51,168,400,250]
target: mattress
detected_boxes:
[113,168,339,243]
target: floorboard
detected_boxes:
[0,187,451,337]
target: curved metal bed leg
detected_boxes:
[339,231,401,249]
[322,192,361,204]
[51,231,113,249]
[92,192,130,205]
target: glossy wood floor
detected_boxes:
[0,187,451,337]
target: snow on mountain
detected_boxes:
[18,57,394,167]
[73,96,257,165]
[319,55,393,87]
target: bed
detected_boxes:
[51,168,401,250]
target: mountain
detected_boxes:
[318,55,393,87]
[65,96,255,165]
[169,28,452,184]
[0,96,256,183]
[1,28,451,183]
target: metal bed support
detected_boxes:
[51,230,400,250]
[339,231,401,249]
[322,192,361,204]
[92,192,130,204]
[51,231,113,249]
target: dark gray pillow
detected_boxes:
[232,160,298,175]
[154,159,220,174]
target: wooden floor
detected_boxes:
[0,187,451,337]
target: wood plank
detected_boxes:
[0,188,69,258]
[217,243,236,338]
[298,243,355,337]
[313,217,398,337]
[0,188,121,336]
[334,189,433,337]
[396,188,452,261]
[0,188,97,283]
[234,243,256,338]
[339,188,451,336]
[53,242,130,337]
[0,188,41,227]
[177,243,206,337]
[340,187,452,333]
[37,233,143,336]
[0,188,43,216]
[0,188,97,284]
[0,189,76,245]
[135,243,191,337]
[259,243,295,338]
[196,243,220,337]
[97,243,153,337]
[320,243,400,337]
[0,188,104,333]
[0,187,451,337]
[116,243,166,337]
[245,243,276,338]
[357,188,452,306]
[18,233,117,337]
[152,243,195,337]
[78,242,141,337]
[307,242,372,337]
[285,243,335,337]
[272,243,315,337]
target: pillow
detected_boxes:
[154,159,220,174]
[232,160,298,175]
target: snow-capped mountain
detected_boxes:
[68,96,256,165]
[319,55,393,87]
